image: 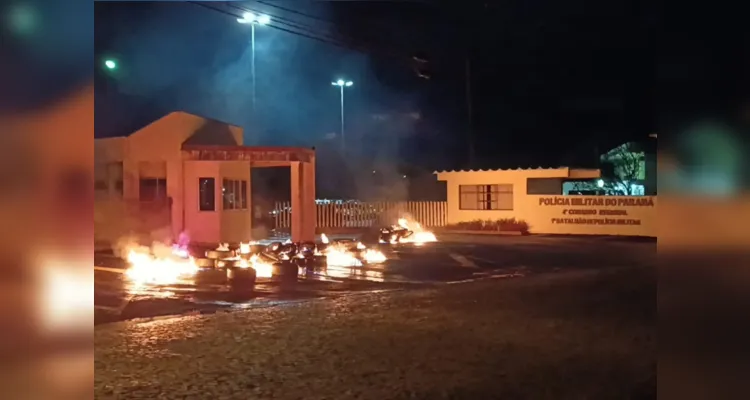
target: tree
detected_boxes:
[565,180,602,195]
[600,142,645,195]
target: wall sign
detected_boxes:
[184,149,311,163]
[538,196,655,226]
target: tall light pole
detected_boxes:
[237,12,270,112]
[331,79,353,150]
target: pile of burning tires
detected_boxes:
[192,238,384,291]
[378,219,437,244]
[123,232,393,293]
[379,225,414,244]
[193,242,299,290]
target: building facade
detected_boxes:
[95,112,316,248]
[435,167,656,236]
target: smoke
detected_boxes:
[98,2,444,201]
[111,228,174,260]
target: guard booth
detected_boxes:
[181,145,316,244]
[95,112,316,247]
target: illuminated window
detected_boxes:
[222,179,248,210]
[459,184,513,210]
[199,178,215,211]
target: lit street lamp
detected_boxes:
[331,79,353,150]
[237,12,270,112]
[103,59,117,70]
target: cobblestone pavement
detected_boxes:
[95,265,655,399]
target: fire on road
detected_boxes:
[95,219,442,323]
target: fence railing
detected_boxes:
[273,201,447,229]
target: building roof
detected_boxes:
[433,167,568,174]
[99,111,241,139]
[181,117,240,146]
[433,167,601,180]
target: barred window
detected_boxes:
[139,178,167,202]
[223,179,248,210]
[459,184,513,210]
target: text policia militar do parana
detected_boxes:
[538,196,654,226]
[538,197,655,207]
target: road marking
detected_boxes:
[449,253,479,268]
[95,266,127,274]
[95,305,121,312]
[446,272,523,285]
[468,256,503,265]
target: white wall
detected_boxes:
[183,161,221,244]
[438,168,573,225]
[525,195,656,236]
[437,169,656,237]
[220,161,252,243]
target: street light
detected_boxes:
[104,59,117,70]
[237,12,270,112]
[332,79,353,150]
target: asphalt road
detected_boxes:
[95,234,655,324]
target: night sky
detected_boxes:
[93,1,747,187]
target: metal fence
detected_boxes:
[273,201,447,229]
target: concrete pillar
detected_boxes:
[167,160,184,240]
[290,159,316,242]
[105,163,118,199]
[290,161,303,242]
[122,159,139,201]
[302,158,316,241]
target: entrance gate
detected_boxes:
[182,145,316,243]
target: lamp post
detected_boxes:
[237,12,270,112]
[331,79,353,150]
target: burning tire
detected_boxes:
[273,262,298,283]
[266,242,283,254]
[292,257,308,269]
[195,258,216,268]
[205,249,233,259]
[195,267,226,285]
[379,227,413,243]
[217,259,240,268]
[312,255,327,269]
[227,266,256,291]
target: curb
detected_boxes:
[436,230,525,236]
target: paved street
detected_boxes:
[95,234,655,324]
[95,261,656,399]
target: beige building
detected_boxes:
[435,167,656,236]
[95,112,316,248]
